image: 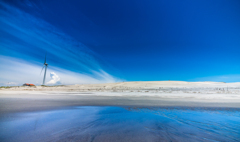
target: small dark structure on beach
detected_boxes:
[23,83,35,86]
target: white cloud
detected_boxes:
[0,2,122,86]
[47,72,61,85]
[0,2,112,75]
[0,56,121,86]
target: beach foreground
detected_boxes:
[1,81,240,114]
[1,81,240,142]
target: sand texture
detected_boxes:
[1,81,240,114]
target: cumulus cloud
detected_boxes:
[47,72,61,85]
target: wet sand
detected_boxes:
[1,106,240,142]
[1,81,240,141]
[0,91,240,115]
[1,81,240,114]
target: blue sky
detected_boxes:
[0,0,240,85]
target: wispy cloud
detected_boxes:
[0,2,121,85]
[0,2,98,71]
[0,56,120,86]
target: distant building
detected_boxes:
[23,83,35,86]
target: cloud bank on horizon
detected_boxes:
[0,55,119,86]
[0,2,121,86]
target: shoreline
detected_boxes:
[1,91,240,115]
[1,81,240,114]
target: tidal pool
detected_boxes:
[0,106,240,142]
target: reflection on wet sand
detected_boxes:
[0,106,240,142]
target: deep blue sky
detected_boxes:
[1,0,240,83]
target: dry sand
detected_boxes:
[1,81,240,114]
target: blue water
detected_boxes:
[0,107,240,142]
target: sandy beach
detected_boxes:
[1,81,240,114]
[1,81,240,142]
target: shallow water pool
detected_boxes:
[0,106,240,142]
